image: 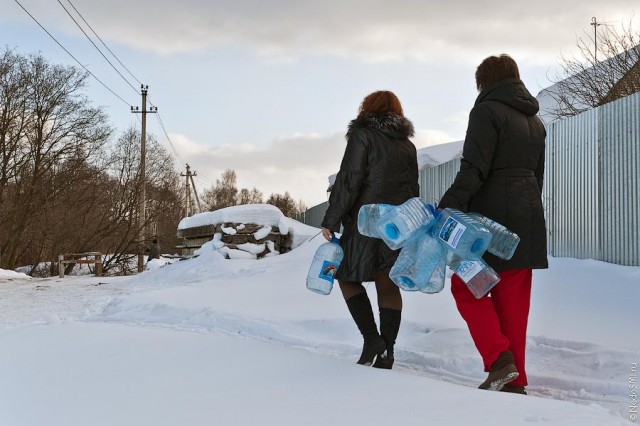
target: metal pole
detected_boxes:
[131,85,156,273]
[138,86,148,273]
[186,164,192,217]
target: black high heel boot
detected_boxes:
[345,292,387,366]
[373,308,401,369]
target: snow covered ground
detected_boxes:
[0,221,638,425]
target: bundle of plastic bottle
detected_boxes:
[468,213,520,260]
[358,202,520,298]
[447,253,501,298]
[306,236,344,295]
[357,203,392,238]
[430,208,492,261]
[358,197,434,250]
[389,232,446,293]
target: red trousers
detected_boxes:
[451,268,532,386]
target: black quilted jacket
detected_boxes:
[322,112,419,281]
[439,78,548,271]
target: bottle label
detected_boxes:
[318,260,339,282]
[455,260,483,283]
[438,217,466,249]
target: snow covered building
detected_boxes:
[536,45,640,123]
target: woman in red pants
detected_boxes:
[439,54,548,394]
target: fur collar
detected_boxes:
[347,112,415,139]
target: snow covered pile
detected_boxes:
[0,268,31,281]
[178,204,319,259]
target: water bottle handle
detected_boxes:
[427,203,440,218]
[330,235,341,244]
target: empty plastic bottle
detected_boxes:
[376,197,435,250]
[430,208,492,260]
[469,213,520,260]
[449,254,500,298]
[422,254,446,294]
[357,203,393,238]
[306,236,344,295]
[390,232,444,293]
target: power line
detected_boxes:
[155,112,187,165]
[57,0,139,95]
[64,0,143,86]
[13,0,131,106]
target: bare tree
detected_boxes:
[202,169,238,211]
[238,186,263,205]
[546,16,640,120]
[0,50,111,270]
[267,191,299,217]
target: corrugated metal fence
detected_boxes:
[545,92,639,266]
[294,201,328,228]
[298,92,639,265]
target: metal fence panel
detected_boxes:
[419,158,461,206]
[545,108,600,260]
[599,94,640,265]
[293,201,328,228]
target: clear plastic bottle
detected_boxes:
[422,254,446,294]
[430,208,492,260]
[357,203,393,238]
[389,232,444,293]
[376,197,435,250]
[449,254,500,298]
[468,213,520,260]
[306,236,344,295]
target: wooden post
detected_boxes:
[95,254,102,277]
[58,254,64,278]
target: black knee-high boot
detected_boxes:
[345,292,386,366]
[373,308,401,369]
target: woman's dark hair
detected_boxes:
[358,90,404,117]
[475,54,520,91]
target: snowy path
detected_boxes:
[0,240,637,425]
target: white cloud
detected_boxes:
[168,127,460,208]
[8,0,639,64]
[168,131,346,207]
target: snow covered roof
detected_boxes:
[536,47,640,124]
[177,204,285,230]
[327,140,463,190]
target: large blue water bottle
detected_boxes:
[449,254,500,298]
[390,232,444,293]
[469,213,520,260]
[424,254,446,294]
[357,203,393,238]
[430,208,492,260]
[306,236,344,295]
[376,198,435,250]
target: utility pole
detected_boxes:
[591,17,601,63]
[181,164,201,216]
[131,85,157,273]
[190,172,202,214]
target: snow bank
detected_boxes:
[0,268,31,281]
[177,204,285,230]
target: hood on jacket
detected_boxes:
[475,78,539,116]
[346,112,415,139]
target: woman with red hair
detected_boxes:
[321,91,419,369]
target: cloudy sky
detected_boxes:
[2,0,637,206]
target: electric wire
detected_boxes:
[17,0,196,184]
[57,0,140,96]
[13,0,131,107]
[155,112,186,166]
[65,0,143,86]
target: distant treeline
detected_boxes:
[0,48,305,275]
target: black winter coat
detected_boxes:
[322,112,419,282]
[439,78,548,272]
